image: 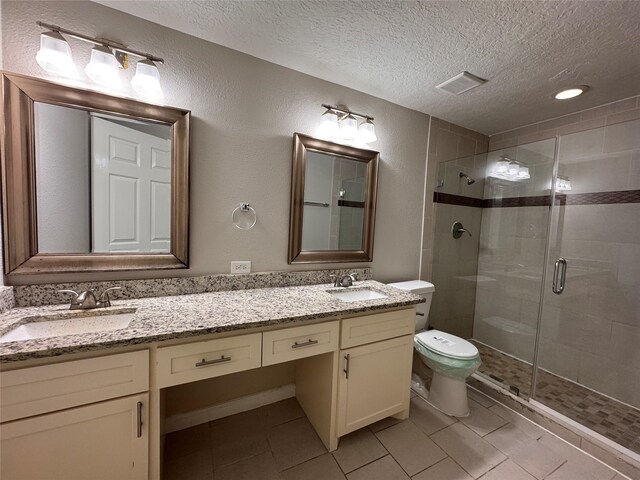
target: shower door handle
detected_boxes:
[552,258,568,295]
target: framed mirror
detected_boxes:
[0,72,190,276]
[288,133,379,264]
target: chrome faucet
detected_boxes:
[330,272,359,288]
[58,287,122,310]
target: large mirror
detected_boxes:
[1,72,190,276]
[288,133,379,263]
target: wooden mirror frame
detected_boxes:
[288,133,379,264]
[0,72,190,277]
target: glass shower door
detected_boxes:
[470,138,556,399]
[533,119,640,454]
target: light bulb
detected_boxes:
[318,109,339,138]
[507,162,519,177]
[517,166,530,179]
[85,45,121,88]
[358,119,377,143]
[35,31,77,77]
[131,59,163,99]
[339,114,358,140]
[495,160,509,174]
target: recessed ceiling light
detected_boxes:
[554,86,588,100]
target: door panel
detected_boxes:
[92,116,171,253]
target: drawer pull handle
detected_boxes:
[195,355,231,367]
[291,339,319,349]
[136,401,143,438]
[344,354,350,379]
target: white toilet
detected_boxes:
[388,280,481,417]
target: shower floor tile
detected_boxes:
[471,340,640,455]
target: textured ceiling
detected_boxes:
[95,0,640,135]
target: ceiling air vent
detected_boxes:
[436,71,486,95]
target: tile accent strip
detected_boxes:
[433,192,483,208]
[434,190,640,208]
[11,268,373,308]
[483,195,551,208]
[556,189,640,206]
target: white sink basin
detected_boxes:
[329,289,388,302]
[0,313,135,343]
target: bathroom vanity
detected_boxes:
[0,281,422,480]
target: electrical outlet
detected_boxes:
[230,261,251,274]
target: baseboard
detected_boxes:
[163,384,296,434]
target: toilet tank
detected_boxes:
[387,280,435,331]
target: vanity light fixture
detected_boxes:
[554,86,588,100]
[319,104,377,144]
[35,30,78,77]
[35,21,165,97]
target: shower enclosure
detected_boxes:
[431,117,640,456]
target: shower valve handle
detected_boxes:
[451,221,472,239]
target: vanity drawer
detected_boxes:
[341,308,415,349]
[157,333,262,387]
[0,350,149,423]
[262,321,339,366]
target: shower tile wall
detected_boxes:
[422,118,488,339]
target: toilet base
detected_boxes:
[427,372,470,417]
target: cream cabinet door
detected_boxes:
[337,335,413,436]
[0,393,148,480]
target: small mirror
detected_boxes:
[288,134,379,264]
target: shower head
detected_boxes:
[459,172,476,185]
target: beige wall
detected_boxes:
[1,0,430,285]
[420,118,489,338]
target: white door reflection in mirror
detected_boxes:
[91,115,171,253]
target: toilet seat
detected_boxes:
[415,330,479,360]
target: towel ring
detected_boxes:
[232,203,257,230]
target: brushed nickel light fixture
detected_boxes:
[35,21,165,99]
[318,104,377,144]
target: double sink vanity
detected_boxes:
[0,281,423,480]
[0,71,409,479]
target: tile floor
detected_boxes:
[472,341,640,454]
[163,392,626,479]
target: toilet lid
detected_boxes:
[415,330,479,360]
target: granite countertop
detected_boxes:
[0,281,423,363]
